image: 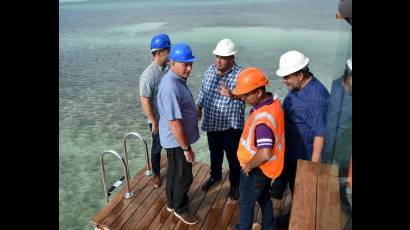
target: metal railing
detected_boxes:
[99,150,134,203]
[123,132,152,176]
[98,132,152,203]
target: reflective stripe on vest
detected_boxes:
[240,112,283,161]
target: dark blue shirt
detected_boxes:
[283,76,330,162]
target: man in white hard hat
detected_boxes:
[271,50,330,224]
[196,38,245,200]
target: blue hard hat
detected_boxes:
[150,34,171,51]
[169,43,196,63]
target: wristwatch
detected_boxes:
[181,145,191,152]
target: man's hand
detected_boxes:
[218,81,231,98]
[184,149,195,163]
[197,106,203,121]
[241,164,252,176]
[151,122,159,135]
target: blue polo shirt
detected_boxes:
[157,70,200,148]
[283,76,330,162]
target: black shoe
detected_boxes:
[228,186,239,200]
[201,177,221,191]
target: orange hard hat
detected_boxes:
[231,67,269,95]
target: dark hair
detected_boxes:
[292,66,310,78]
[301,66,310,75]
[255,86,266,93]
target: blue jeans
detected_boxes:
[149,123,162,175]
[237,168,275,230]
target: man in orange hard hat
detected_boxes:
[231,67,285,229]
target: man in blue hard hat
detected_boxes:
[157,43,200,225]
[139,33,171,188]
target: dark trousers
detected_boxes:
[270,160,297,199]
[207,128,242,187]
[237,168,275,230]
[149,123,162,176]
[165,147,193,214]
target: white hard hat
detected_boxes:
[213,39,237,56]
[346,58,352,71]
[276,50,310,77]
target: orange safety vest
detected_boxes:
[237,99,285,179]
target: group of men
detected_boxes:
[138,33,346,228]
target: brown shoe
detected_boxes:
[174,210,200,225]
[152,175,161,188]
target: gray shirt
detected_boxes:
[157,70,200,148]
[139,62,168,123]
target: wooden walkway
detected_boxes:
[288,160,341,230]
[91,156,289,230]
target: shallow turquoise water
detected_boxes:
[59,0,351,229]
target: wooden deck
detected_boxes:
[288,160,341,230]
[91,156,289,230]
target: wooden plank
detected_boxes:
[129,192,166,229]
[212,198,238,230]
[187,170,229,230]
[160,164,211,230]
[227,203,240,230]
[108,165,169,229]
[129,162,202,230]
[197,172,231,230]
[146,200,174,230]
[91,166,147,227]
[91,156,168,228]
[93,159,308,230]
[316,165,341,230]
[255,203,262,224]
[99,160,169,229]
[318,163,338,177]
[147,164,210,230]
[288,160,318,230]
[253,202,260,223]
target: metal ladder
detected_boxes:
[99,132,152,203]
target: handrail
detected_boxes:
[123,132,152,176]
[99,150,134,203]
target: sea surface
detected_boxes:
[59,0,351,229]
